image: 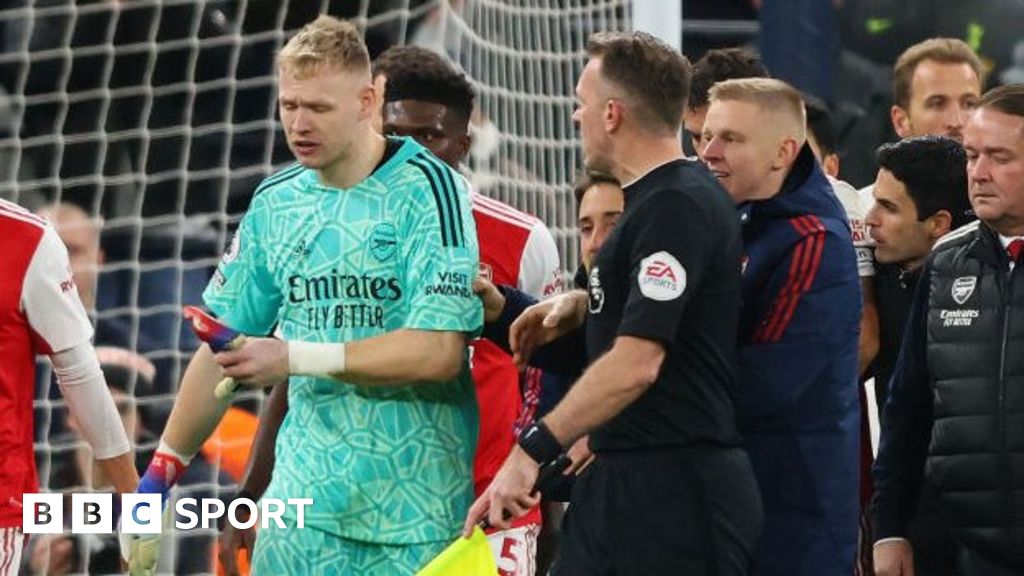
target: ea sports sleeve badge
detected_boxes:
[638,251,686,301]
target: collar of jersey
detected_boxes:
[298,137,416,192]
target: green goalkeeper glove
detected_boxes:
[119,505,173,576]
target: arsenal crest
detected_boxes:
[951,276,977,305]
[370,223,397,262]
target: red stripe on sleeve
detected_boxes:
[754,236,807,342]
[754,216,827,343]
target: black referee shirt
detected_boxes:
[586,159,744,452]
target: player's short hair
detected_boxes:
[709,77,806,141]
[876,135,972,229]
[277,15,369,77]
[377,46,475,123]
[573,171,620,208]
[976,83,1024,126]
[586,31,691,134]
[688,48,769,111]
[892,38,982,110]
[370,45,405,79]
[804,94,837,157]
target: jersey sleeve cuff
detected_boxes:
[481,286,537,354]
[616,323,674,347]
[873,537,910,548]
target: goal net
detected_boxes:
[2,0,630,573]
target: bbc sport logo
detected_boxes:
[22,493,313,534]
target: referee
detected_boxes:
[464,31,762,575]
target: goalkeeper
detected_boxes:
[127,15,482,575]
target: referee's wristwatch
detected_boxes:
[517,420,563,467]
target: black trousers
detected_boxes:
[551,445,763,576]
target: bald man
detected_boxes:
[701,78,862,575]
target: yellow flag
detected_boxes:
[416,527,498,576]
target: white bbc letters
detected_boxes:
[71,493,113,534]
[22,493,63,534]
[121,493,163,534]
[22,494,314,534]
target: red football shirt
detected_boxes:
[0,200,93,528]
[471,192,561,530]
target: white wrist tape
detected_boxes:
[288,340,346,377]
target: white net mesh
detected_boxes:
[2,1,630,573]
[443,0,631,268]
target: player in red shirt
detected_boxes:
[380,50,560,574]
[380,50,561,573]
[0,199,138,574]
[468,193,561,572]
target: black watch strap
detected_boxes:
[518,421,563,466]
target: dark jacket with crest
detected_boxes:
[873,220,1024,570]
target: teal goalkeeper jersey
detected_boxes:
[202,138,482,544]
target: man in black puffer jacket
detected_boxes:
[873,83,1024,575]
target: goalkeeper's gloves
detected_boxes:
[182,306,247,399]
[124,449,188,575]
[118,503,173,576]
